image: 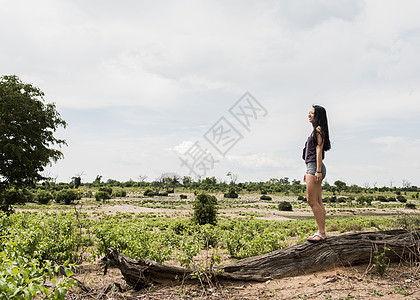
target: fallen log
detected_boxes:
[103,229,419,289]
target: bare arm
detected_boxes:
[315,126,324,182]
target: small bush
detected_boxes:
[158,192,169,197]
[376,195,387,202]
[193,193,218,225]
[388,197,396,202]
[278,201,292,211]
[34,190,53,204]
[55,189,80,205]
[396,195,407,203]
[99,186,113,196]
[260,190,267,195]
[325,196,337,203]
[224,187,238,199]
[297,195,304,201]
[180,194,188,199]
[171,219,192,235]
[405,203,416,209]
[356,196,365,205]
[95,191,111,202]
[167,189,174,194]
[112,189,127,197]
[374,247,390,276]
[1,188,33,208]
[260,195,272,201]
[143,189,156,197]
[337,197,347,203]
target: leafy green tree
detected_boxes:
[0,75,66,212]
[334,180,347,195]
[290,179,302,196]
[193,193,218,225]
[72,176,81,188]
[93,175,102,186]
[322,181,331,191]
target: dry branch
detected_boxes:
[103,229,419,289]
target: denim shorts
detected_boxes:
[306,162,326,180]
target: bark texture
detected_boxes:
[103,229,419,289]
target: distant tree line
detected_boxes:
[37,175,419,196]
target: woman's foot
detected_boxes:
[307,233,327,243]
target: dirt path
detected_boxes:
[70,263,420,299]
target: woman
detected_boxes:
[303,105,331,243]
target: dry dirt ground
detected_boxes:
[69,262,420,299]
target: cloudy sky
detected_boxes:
[2,0,420,187]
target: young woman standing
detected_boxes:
[303,105,331,243]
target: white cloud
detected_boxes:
[172,140,196,155]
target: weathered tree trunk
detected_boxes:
[103,229,419,289]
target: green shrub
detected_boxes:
[356,196,365,205]
[261,190,267,195]
[374,247,390,276]
[405,203,416,209]
[324,196,336,203]
[95,191,111,202]
[297,195,304,201]
[112,189,127,197]
[224,187,238,198]
[376,195,387,202]
[99,186,113,196]
[34,190,53,204]
[0,212,80,298]
[55,189,80,205]
[396,195,407,203]
[260,195,272,201]
[193,193,218,225]
[158,192,169,197]
[278,201,292,211]
[336,197,346,203]
[388,197,396,202]
[170,219,193,235]
[143,189,156,197]
[0,188,33,212]
[180,194,188,199]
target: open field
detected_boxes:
[4,189,420,299]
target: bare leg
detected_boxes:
[306,174,326,239]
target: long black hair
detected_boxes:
[312,105,331,151]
